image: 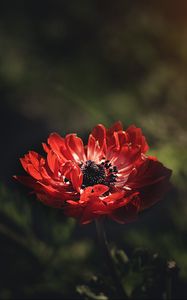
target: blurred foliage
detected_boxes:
[0,184,95,299]
[77,247,180,300]
[0,183,185,299]
[0,0,187,299]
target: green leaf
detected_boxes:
[76,285,108,300]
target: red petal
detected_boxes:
[79,199,105,224]
[108,121,123,134]
[138,175,172,211]
[42,142,50,153]
[28,151,43,169]
[80,184,109,204]
[110,202,138,224]
[61,161,83,192]
[116,131,128,148]
[48,132,69,161]
[70,165,83,192]
[92,124,106,146]
[65,134,86,163]
[27,164,43,180]
[38,182,65,199]
[126,125,149,153]
[40,165,52,180]
[108,145,141,175]
[87,134,97,160]
[20,157,29,173]
[47,150,59,174]
[37,193,64,208]
[20,152,45,180]
[64,205,83,220]
[14,175,39,189]
[127,159,172,189]
[126,158,172,211]
[103,190,125,204]
[79,186,93,203]
[106,122,124,148]
[87,124,106,161]
[66,200,79,206]
[92,184,109,196]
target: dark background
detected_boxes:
[0,1,187,299]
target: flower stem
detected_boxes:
[166,260,178,300]
[166,276,172,300]
[95,219,127,299]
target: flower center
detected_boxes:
[81,160,118,188]
[81,160,105,187]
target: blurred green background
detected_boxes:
[0,0,187,299]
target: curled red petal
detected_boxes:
[61,161,83,192]
[87,134,97,161]
[47,150,59,175]
[87,124,106,161]
[20,151,45,180]
[26,164,43,180]
[48,132,69,161]
[65,134,86,163]
[28,151,41,169]
[107,121,123,134]
[106,121,124,149]
[126,125,149,153]
[42,142,50,153]
[91,124,106,147]
[20,157,29,173]
[70,165,83,192]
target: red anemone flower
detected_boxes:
[15,122,172,224]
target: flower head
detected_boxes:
[15,122,172,224]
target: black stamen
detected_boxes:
[81,160,118,188]
[81,161,106,187]
[113,166,118,172]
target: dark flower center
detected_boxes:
[81,160,118,188]
[81,160,106,187]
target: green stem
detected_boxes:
[166,275,172,300]
[95,219,127,299]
